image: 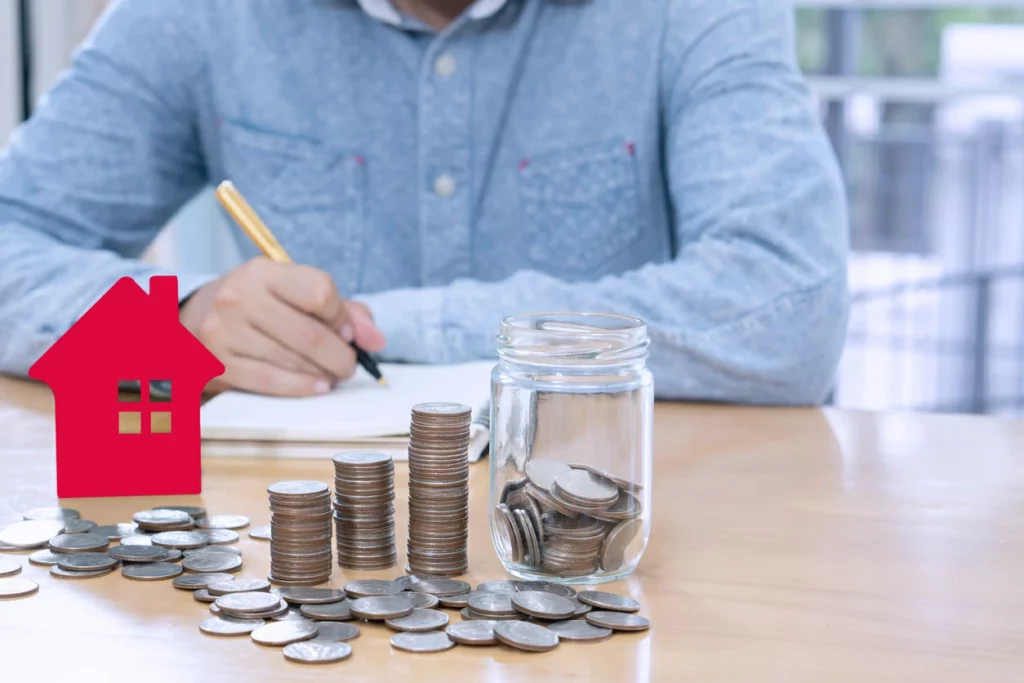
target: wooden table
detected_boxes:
[0,375,1021,682]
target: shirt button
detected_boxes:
[433,174,456,197]
[434,52,457,77]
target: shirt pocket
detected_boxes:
[219,121,367,294]
[517,140,643,275]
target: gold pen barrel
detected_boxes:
[214,181,292,263]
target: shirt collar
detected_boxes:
[356,0,509,27]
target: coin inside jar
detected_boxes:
[446,620,499,645]
[390,631,456,653]
[524,459,573,490]
[251,620,319,646]
[384,608,450,632]
[511,591,576,620]
[585,611,650,631]
[493,621,560,652]
[283,640,353,664]
[349,596,414,620]
[576,590,641,613]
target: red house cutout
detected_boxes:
[29,276,225,499]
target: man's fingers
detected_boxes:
[223,356,329,397]
[267,263,352,333]
[248,294,357,380]
[225,323,329,379]
[347,301,387,353]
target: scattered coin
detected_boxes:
[271,607,310,622]
[133,509,193,530]
[585,611,650,632]
[300,600,354,621]
[517,581,578,599]
[344,579,403,598]
[468,593,518,617]
[108,545,170,562]
[196,514,250,530]
[173,573,234,591]
[91,523,141,540]
[22,507,79,522]
[511,591,576,620]
[0,557,21,577]
[493,621,560,652]
[476,580,523,595]
[390,630,456,653]
[193,589,218,603]
[62,519,97,534]
[183,552,242,574]
[385,608,450,632]
[200,615,264,636]
[0,577,39,598]
[577,590,640,613]
[212,599,289,620]
[117,535,153,546]
[439,591,479,609]
[0,520,66,549]
[349,596,414,621]
[525,459,573,490]
[164,549,183,562]
[404,592,440,609]
[216,592,281,614]
[248,525,272,541]
[49,533,109,554]
[184,546,242,558]
[402,576,471,597]
[208,578,271,596]
[155,505,207,518]
[57,552,119,572]
[461,607,526,621]
[276,587,346,605]
[446,620,498,645]
[283,640,352,664]
[202,529,239,545]
[51,565,113,579]
[569,598,592,617]
[151,531,209,549]
[27,549,61,566]
[122,562,183,581]
[251,620,319,646]
[309,622,360,642]
[547,619,613,643]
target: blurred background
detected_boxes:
[2,0,1023,416]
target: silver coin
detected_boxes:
[56,552,119,572]
[173,573,234,591]
[343,579,404,598]
[214,599,289,620]
[569,598,592,617]
[577,591,640,613]
[600,518,642,571]
[309,621,360,642]
[22,507,79,522]
[462,607,527,621]
[446,620,498,645]
[118,535,153,546]
[195,514,250,530]
[271,606,310,621]
[268,480,330,495]
[511,591,576,620]
[349,595,415,620]
[403,592,440,609]
[155,505,207,518]
[133,509,192,527]
[0,557,22,577]
[385,608,450,632]
[208,578,271,595]
[251,620,319,646]
[62,519,97,534]
[390,630,456,653]
[184,546,242,558]
[193,589,217,603]
[525,459,573,490]
[299,600,354,621]
[200,615,264,636]
[151,530,209,549]
[493,621,560,652]
[108,545,169,562]
[248,525,272,541]
[402,576,471,597]
[517,581,578,599]
[122,562,183,581]
[201,529,239,545]
[547,619,613,642]
[283,640,352,663]
[467,593,517,617]
[216,591,281,613]
[164,549,183,562]
[276,587,347,605]
[439,591,478,609]
[0,577,39,597]
[51,565,113,579]
[476,580,523,595]
[27,550,61,566]
[410,402,471,416]
[0,520,65,549]
[183,553,242,573]
[552,470,619,504]
[333,450,393,466]
[49,533,109,553]
[92,523,141,540]
[585,611,650,631]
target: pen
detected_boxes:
[214,180,389,387]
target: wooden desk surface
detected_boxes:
[0,375,1021,682]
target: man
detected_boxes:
[0,0,848,403]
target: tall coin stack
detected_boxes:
[406,402,472,576]
[267,480,332,586]
[332,451,397,570]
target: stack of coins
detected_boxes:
[332,451,397,570]
[496,460,643,577]
[267,481,332,586]
[406,403,472,576]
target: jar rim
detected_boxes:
[500,312,647,334]
[497,312,649,365]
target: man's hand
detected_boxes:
[180,258,387,396]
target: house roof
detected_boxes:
[29,276,225,384]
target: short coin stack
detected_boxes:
[267,481,333,586]
[332,451,397,570]
[406,403,472,576]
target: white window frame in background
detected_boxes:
[0,1,19,143]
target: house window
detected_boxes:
[118,380,173,435]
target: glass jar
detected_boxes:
[489,312,653,584]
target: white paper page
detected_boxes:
[200,361,494,442]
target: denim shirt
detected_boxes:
[0,0,849,404]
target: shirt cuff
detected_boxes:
[354,286,449,364]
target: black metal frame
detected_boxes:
[17,0,32,121]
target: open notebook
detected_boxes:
[200,361,495,461]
